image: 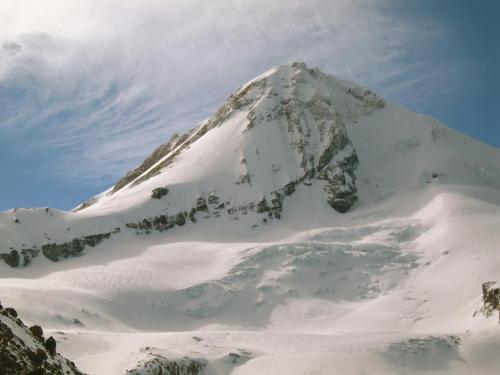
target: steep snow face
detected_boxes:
[347,102,500,209]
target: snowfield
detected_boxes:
[1,63,499,374]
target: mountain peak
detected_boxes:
[74,64,386,220]
[236,61,384,120]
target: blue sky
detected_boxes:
[0,0,498,211]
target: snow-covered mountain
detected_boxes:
[0,63,499,374]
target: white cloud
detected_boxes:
[0,0,460,187]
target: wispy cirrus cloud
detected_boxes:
[0,0,463,190]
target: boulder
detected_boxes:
[44,336,56,356]
[175,212,186,226]
[31,348,48,364]
[5,307,17,318]
[29,325,44,340]
[151,187,169,199]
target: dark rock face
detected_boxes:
[151,187,169,199]
[0,250,20,267]
[44,337,56,356]
[175,212,186,227]
[4,308,17,318]
[125,354,207,375]
[128,214,181,232]
[195,197,209,212]
[317,144,359,213]
[330,197,356,214]
[1,229,119,267]
[33,348,48,363]
[41,232,113,262]
[207,193,220,206]
[282,181,297,196]
[481,282,500,323]
[256,198,270,214]
[29,325,44,340]
[125,154,358,236]
[0,248,40,268]
[270,192,284,219]
[0,302,83,375]
[41,240,84,262]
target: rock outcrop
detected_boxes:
[1,229,120,267]
[151,187,169,199]
[0,302,83,374]
[125,353,206,375]
[481,281,500,323]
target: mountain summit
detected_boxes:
[77,62,385,216]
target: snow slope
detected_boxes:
[0,63,499,374]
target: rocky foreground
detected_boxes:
[0,302,83,375]
[0,302,210,374]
